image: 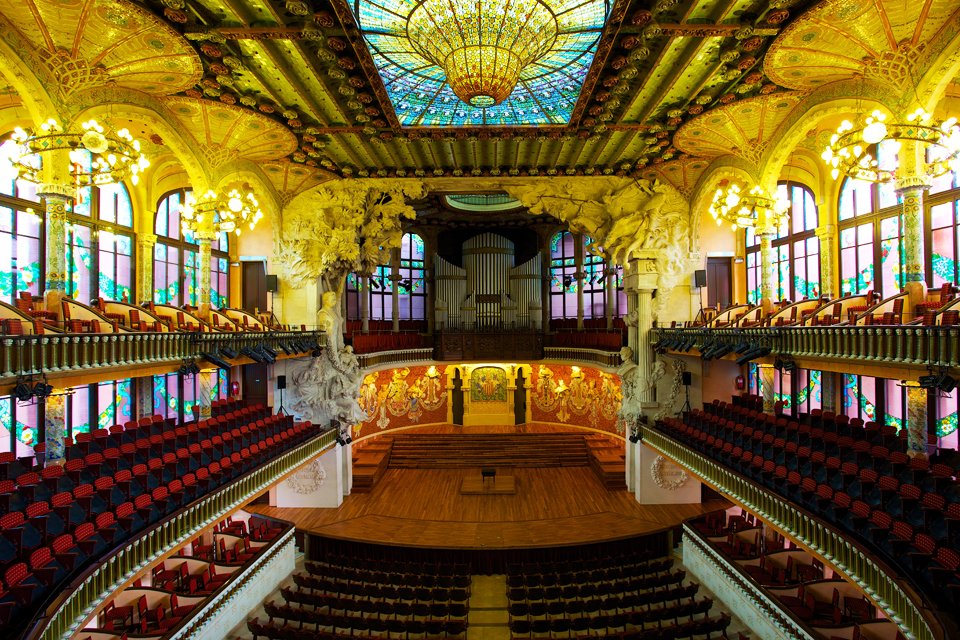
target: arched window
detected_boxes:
[0,138,43,302]
[744,182,819,303]
[397,233,425,320]
[550,231,578,319]
[549,231,625,319]
[345,233,426,322]
[838,140,903,296]
[66,180,135,303]
[153,189,230,307]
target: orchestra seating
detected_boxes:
[655,396,960,613]
[0,402,319,633]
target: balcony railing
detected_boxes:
[639,425,947,640]
[24,428,337,640]
[0,329,327,382]
[650,326,960,369]
[543,346,621,368]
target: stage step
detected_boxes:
[387,433,590,469]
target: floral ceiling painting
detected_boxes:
[351,0,611,126]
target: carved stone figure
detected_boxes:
[289,343,366,428]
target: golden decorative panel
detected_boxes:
[673,93,805,163]
[163,96,298,163]
[2,0,201,96]
[640,157,710,197]
[764,0,960,91]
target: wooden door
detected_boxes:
[451,370,464,425]
[242,363,269,409]
[706,257,732,310]
[514,369,526,425]
[242,261,267,314]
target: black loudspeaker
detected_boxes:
[277,375,286,390]
[266,274,279,292]
[682,372,692,386]
[694,270,707,288]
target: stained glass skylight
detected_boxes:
[352,0,611,127]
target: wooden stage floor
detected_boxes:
[248,465,728,550]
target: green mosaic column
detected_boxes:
[196,231,214,313]
[904,381,929,459]
[759,230,776,310]
[820,371,837,413]
[198,368,215,421]
[37,184,74,308]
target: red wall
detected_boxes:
[355,365,448,438]
[529,364,622,435]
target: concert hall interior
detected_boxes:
[0,0,959,639]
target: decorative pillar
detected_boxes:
[359,273,371,334]
[896,174,931,311]
[198,368,215,421]
[904,381,929,459]
[636,288,655,403]
[390,249,400,333]
[758,230,777,313]
[539,228,553,331]
[420,229,437,335]
[575,234,585,330]
[196,231,214,316]
[137,233,158,305]
[815,224,836,298]
[38,184,73,310]
[820,371,838,413]
[605,266,617,328]
[137,376,153,419]
[758,363,775,413]
[43,392,66,467]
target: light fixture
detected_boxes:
[9,119,149,186]
[708,182,790,231]
[821,108,960,183]
[181,184,264,238]
[406,0,558,107]
[13,381,32,402]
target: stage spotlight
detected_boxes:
[311,345,323,358]
[335,435,347,446]
[220,347,239,359]
[278,341,293,355]
[261,344,278,359]
[240,347,265,363]
[201,352,232,371]
[13,382,32,402]
[735,346,771,366]
[32,382,53,398]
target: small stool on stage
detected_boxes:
[481,468,496,484]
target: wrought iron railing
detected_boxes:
[650,326,959,369]
[640,425,946,640]
[24,428,336,640]
[0,330,327,382]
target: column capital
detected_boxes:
[815,224,837,239]
[138,232,158,248]
[36,183,76,201]
[895,175,932,192]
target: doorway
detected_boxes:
[706,257,733,310]
[514,369,526,425]
[242,261,267,314]
[242,364,269,408]
[451,370,464,425]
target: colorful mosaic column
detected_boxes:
[390,249,400,333]
[896,174,930,305]
[43,392,66,467]
[903,381,929,459]
[198,368,215,421]
[815,225,836,298]
[196,231,214,315]
[359,273,370,334]
[136,376,153,420]
[137,233,157,304]
[758,363,775,413]
[759,230,777,312]
[38,184,73,309]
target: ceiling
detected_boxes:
[4,0,960,195]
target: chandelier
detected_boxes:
[9,119,149,187]
[407,0,558,107]
[182,186,264,237]
[709,183,789,231]
[821,108,960,183]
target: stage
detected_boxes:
[248,465,728,550]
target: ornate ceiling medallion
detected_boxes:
[352,0,610,126]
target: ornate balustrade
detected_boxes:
[355,348,435,370]
[543,346,621,368]
[0,329,326,384]
[639,425,947,640]
[651,326,960,369]
[24,428,336,640]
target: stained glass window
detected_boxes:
[0,205,41,303]
[843,374,878,423]
[794,369,822,417]
[0,140,39,202]
[65,223,92,302]
[96,379,132,430]
[0,396,41,456]
[67,385,91,436]
[549,231,623,320]
[879,214,904,295]
[550,231,578,319]
[99,231,133,302]
[211,256,229,308]
[840,223,874,295]
[352,0,610,126]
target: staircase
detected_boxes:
[387,432,590,468]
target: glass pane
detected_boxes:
[66,224,92,302]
